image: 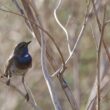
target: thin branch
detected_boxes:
[12,0,33,32]
[12,0,24,14]
[65,15,72,27]
[54,0,71,54]
[103,41,110,62]
[58,75,79,110]
[97,6,106,110]
[90,24,98,49]
[65,16,87,64]
[105,19,110,25]
[92,0,101,32]
[87,98,96,110]
[86,76,110,110]
[91,1,107,110]
[52,0,91,77]
[40,17,62,110]
[92,0,110,64]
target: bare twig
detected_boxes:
[86,47,110,110]
[86,76,110,110]
[92,0,101,32]
[65,15,72,27]
[97,6,106,110]
[40,14,62,110]
[87,1,107,109]
[52,0,91,77]
[105,19,110,24]
[90,24,98,49]
[57,74,79,110]
[12,0,24,14]
[84,0,110,109]
[92,0,110,64]
[12,0,33,32]
[54,0,71,54]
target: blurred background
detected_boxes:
[0,0,110,110]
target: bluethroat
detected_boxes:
[3,41,32,101]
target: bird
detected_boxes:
[3,41,32,101]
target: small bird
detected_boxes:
[3,41,32,101]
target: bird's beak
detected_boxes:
[26,41,31,45]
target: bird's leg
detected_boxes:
[22,74,29,101]
[1,74,5,78]
[6,72,12,85]
[0,73,11,86]
[6,75,10,85]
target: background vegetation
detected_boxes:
[0,0,110,110]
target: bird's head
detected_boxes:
[14,41,31,56]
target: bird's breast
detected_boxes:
[15,54,32,69]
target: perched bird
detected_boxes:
[3,41,32,101]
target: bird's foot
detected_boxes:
[1,74,6,78]
[25,93,29,101]
[1,75,4,78]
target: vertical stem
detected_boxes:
[97,6,106,110]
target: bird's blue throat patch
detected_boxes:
[14,46,32,68]
[16,54,32,64]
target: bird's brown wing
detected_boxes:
[5,57,14,77]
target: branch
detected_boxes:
[91,0,110,64]
[57,74,80,110]
[40,14,62,110]
[54,0,71,54]
[86,1,107,109]
[86,76,110,110]
[52,0,91,77]
[97,5,106,110]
